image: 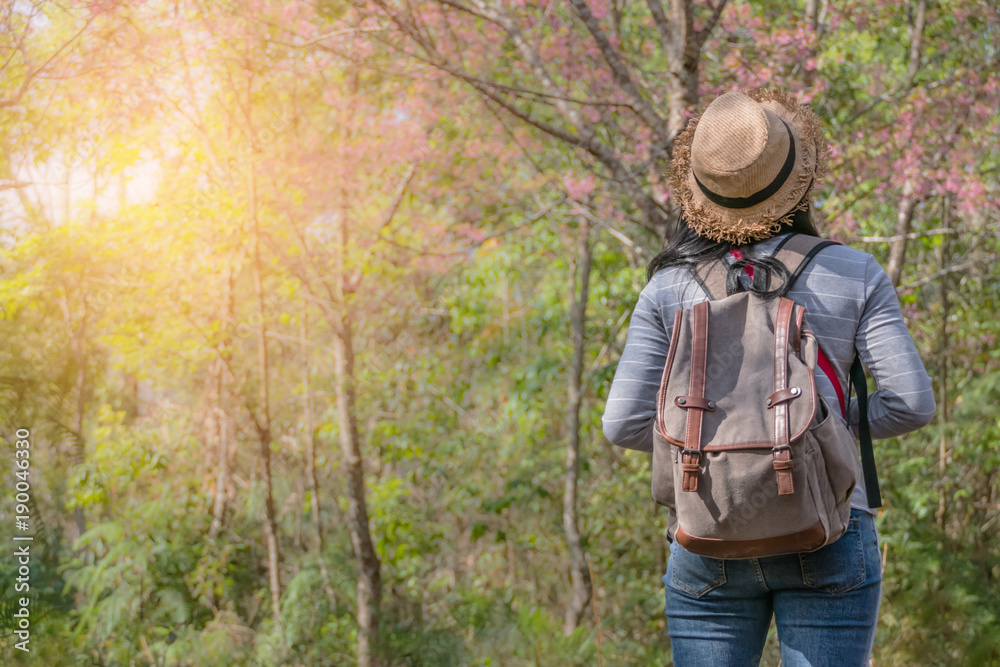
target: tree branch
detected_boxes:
[644,0,674,57]
[695,0,729,50]
[897,255,998,292]
[567,0,670,141]
[357,162,418,278]
[368,0,670,234]
[850,228,960,244]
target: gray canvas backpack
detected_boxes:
[651,234,880,559]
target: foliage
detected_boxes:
[0,1,997,665]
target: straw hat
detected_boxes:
[668,89,828,245]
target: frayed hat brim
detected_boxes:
[668,88,829,245]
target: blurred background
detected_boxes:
[0,0,997,665]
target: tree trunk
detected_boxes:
[804,0,821,33]
[208,371,229,541]
[803,0,821,88]
[936,195,951,529]
[886,1,928,287]
[301,305,326,555]
[647,0,727,241]
[330,61,384,667]
[72,326,87,538]
[886,180,917,287]
[907,0,928,87]
[209,266,236,540]
[248,147,283,629]
[665,0,701,141]
[59,290,89,539]
[332,205,383,667]
[563,215,594,634]
[301,304,336,600]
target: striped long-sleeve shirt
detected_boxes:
[601,232,936,514]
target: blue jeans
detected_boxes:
[663,509,882,666]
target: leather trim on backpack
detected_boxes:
[681,301,711,492]
[773,298,795,447]
[767,386,803,407]
[655,310,685,441]
[674,396,717,411]
[684,440,791,451]
[676,521,827,559]
[772,298,796,495]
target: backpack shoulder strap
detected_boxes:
[773,233,841,295]
[691,260,728,300]
[775,233,882,509]
[850,356,882,509]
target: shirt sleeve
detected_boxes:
[601,280,673,453]
[848,255,937,439]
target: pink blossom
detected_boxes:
[590,0,609,20]
[563,174,596,200]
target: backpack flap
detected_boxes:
[654,294,819,454]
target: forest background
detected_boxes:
[0,0,997,665]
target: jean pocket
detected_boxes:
[798,516,866,594]
[667,541,727,598]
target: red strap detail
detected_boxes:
[817,347,846,418]
[729,249,754,279]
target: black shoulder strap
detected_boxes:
[773,233,840,295]
[850,356,882,508]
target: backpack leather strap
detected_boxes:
[681,301,711,492]
[772,298,796,495]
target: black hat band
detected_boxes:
[693,120,796,210]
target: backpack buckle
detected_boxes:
[771,445,794,495]
[680,449,702,492]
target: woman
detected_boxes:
[601,89,936,666]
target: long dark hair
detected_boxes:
[646,205,820,298]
